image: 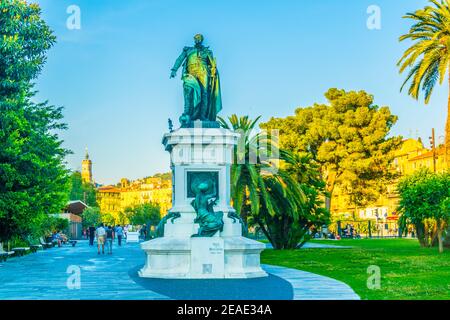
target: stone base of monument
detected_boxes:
[139,234,267,279]
[139,126,267,279]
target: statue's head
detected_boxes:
[197,182,209,192]
[194,34,204,45]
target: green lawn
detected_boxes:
[261,238,450,300]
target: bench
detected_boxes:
[39,237,53,249]
[0,251,14,262]
[11,247,30,257]
[30,244,43,253]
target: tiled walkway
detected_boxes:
[0,240,359,300]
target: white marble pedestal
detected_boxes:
[139,235,266,279]
[139,126,267,279]
[190,237,224,278]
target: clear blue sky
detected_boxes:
[33,0,446,185]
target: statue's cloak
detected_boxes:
[182,70,222,122]
[182,74,202,112]
[208,71,222,121]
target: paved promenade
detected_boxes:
[0,240,359,300]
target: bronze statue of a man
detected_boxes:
[170,34,222,127]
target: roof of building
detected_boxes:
[408,146,445,162]
[394,138,424,157]
[55,213,82,223]
[65,200,88,215]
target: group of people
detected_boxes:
[86,224,127,255]
[51,230,68,247]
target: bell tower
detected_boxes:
[81,148,93,184]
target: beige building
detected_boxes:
[97,185,121,214]
[331,139,448,222]
[97,176,172,217]
[80,151,172,219]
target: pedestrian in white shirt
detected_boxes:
[95,223,106,255]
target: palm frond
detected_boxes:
[398,0,450,104]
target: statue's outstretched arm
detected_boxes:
[170,48,188,78]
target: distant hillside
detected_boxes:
[147,172,172,181]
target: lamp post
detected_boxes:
[429,128,437,173]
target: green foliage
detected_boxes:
[261,88,401,209]
[398,0,450,167]
[127,203,161,226]
[255,151,330,249]
[0,0,56,98]
[53,217,69,232]
[8,235,29,249]
[397,169,450,249]
[116,211,129,226]
[99,210,130,227]
[38,215,69,237]
[81,207,102,228]
[69,171,98,207]
[101,212,116,227]
[0,0,70,242]
[220,115,330,249]
[150,172,172,181]
[262,239,450,300]
[218,115,267,219]
[443,197,450,217]
[398,0,450,103]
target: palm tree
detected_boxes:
[219,115,322,248]
[398,0,450,168]
[256,151,318,249]
[217,115,274,220]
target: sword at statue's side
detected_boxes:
[209,57,218,119]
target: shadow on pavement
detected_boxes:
[129,265,293,300]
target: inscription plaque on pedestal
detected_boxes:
[190,237,224,278]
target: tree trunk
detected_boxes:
[443,72,450,248]
[325,196,331,212]
[438,229,444,253]
[324,169,336,212]
[326,185,335,212]
[258,221,272,245]
[437,219,444,253]
[430,221,439,247]
[416,222,427,247]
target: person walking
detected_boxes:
[123,225,128,240]
[105,226,115,254]
[115,225,123,246]
[96,223,106,255]
[141,224,147,240]
[88,225,96,246]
